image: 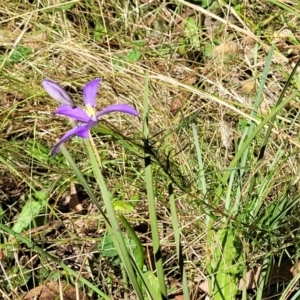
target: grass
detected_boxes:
[1,0,300,299]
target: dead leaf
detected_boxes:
[174,295,184,300]
[182,75,197,86]
[170,97,184,115]
[241,80,255,95]
[291,261,300,276]
[22,281,90,300]
[219,120,232,151]
[64,183,83,213]
[213,42,239,57]
[199,280,209,293]
[238,266,261,290]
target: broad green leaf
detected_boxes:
[9,266,31,288]
[99,233,137,258]
[48,2,75,12]
[99,234,118,258]
[143,271,162,300]
[126,49,142,62]
[0,45,32,65]
[113,200,134,214]
[94,23,106,42]
[12,201,43,233]
[184,17,200,50]
[213,228,244,300]
[204,44,213,58]
[178,37,187,55]
[133,40,147,47]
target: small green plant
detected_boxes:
[12,191,47,233]
[0,45,32,66]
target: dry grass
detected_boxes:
[1,0,300,299]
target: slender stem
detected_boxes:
[89,134,102,169]
[84,139,144,299]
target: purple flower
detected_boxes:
[42,78,138,155]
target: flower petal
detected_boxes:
[51,125,90,155]
[86,119,99,130]
[55,104,90,123]
[76,124,90,138]
[83,78,101,107]
[42,79,74,106]
[96,104,138,119]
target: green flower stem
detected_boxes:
[84,139,144,299]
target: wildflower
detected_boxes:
[42,78,138,155]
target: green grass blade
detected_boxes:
[258,57,300,160]
[84,139,144,299]
[215,90,296,200]
[168,182,190,300]
[143,73,168,299]
[192,124,213,294]
[192,124,207,209]
[60,144,109,224]
[119,214,145,288]
[61,143,143,298]
[225,45,274,216]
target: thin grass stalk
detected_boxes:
[60,145,109,223]
[61,143,144,298]
[89,132,144,284]
[241,251,248,300]
[192,125,207,219]
[259,56,300,160]
[214,47,278,299]
[192,124,213,294]
[144,133,167,299]
[243,55,300,220]
[239,42,273,173]
[267,0,300,18]
[168,182,190,300]
[0,223,110,299]
[250,143,284,218]
[281,271,300,300]
[143,74,168,299]
[209,48,274,298]
[131,261,166,299]
[226,45,274,216]
[255,255,272,300]
[215,90,296,199]
[84,139,144,299]
[192,124,214,295]
[227,102,256,214]
[121,265,129,300]
[119,215,144,288]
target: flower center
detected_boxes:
[85,104,96,118]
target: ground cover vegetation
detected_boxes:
[1,0,300,299]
